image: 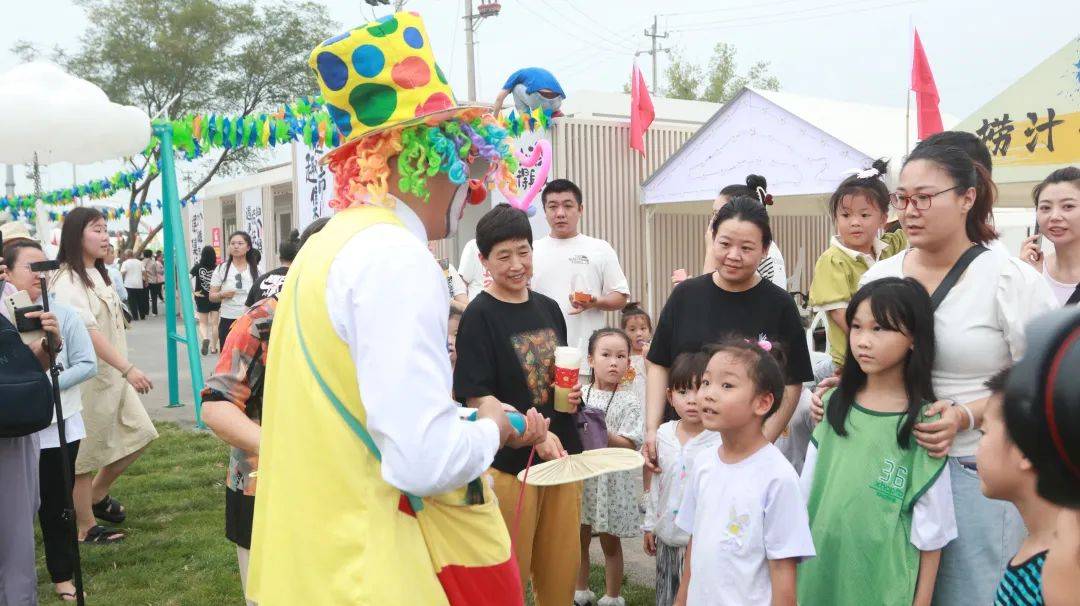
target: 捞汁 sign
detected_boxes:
[957,37,1079,181]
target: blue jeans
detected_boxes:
[932,457,1026,606]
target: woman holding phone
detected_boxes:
[209,231,259,350]
[1020,166,1080,306]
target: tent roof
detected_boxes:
[561,89,720,126]
[641,86,957,209]
[954,36,1080,184]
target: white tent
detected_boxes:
[636,86,959,300]
[640,86,960,216]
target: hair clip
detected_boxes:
[757,339,773,352]
[756,186,774,206]
[842,167,883,180]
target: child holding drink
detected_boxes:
[575,328,645,606]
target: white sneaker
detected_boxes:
[597,597,625,606]
[573,589,597,606]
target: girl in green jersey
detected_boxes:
[798,277,957,606]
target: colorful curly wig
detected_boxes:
[327,109,518,210]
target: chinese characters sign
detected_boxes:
[188,199,204,265]
[241,188,264,255]
[974,108,1075,165]
[957,37,1079,173]
[293,142,336,230]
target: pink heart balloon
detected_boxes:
[503,139,551,212]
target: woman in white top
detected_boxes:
[209,231,259,350]
[3,239,97,600]
[50,207,157,547]
[859,144,1057,606]
[1020,166,1080,306]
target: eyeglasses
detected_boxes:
[234,274,243,289]
[889,186,963,211]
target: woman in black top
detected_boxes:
[642,196,813,469]
[191,245,220,355]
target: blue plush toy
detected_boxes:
[493,67,566,118]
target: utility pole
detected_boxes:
[465,0,477,101]
[463,0,501,102]
[641,15,669,92]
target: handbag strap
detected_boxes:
[290,279,424,513]
[930,245,989,311]
[1066,283,1080,307]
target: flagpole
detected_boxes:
[905,16,913,156]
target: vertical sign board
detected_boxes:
[241,188,264,256]
[293,141,336,230]
[188,199,205,265]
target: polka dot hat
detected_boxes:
[310,11,488,163]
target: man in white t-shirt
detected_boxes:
[457,238,492,302]
[530,179,630,355]
[120,250,147,320]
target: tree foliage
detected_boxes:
[14,0,336,250]
[663,43,780,103]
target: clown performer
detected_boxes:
[493,67,566,118]
[246,13,552,605]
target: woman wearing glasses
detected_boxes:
[209,231,260,350]
[856,145,1057,605]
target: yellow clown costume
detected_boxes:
[246,12,522,605]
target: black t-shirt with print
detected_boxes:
[245,267,289,307]
[453,290,584,474]
[191,266,214,296]
[647,273,814,385]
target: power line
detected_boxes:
[555,0,642,51]
[668,0,920,32]
[515,1,635,55]
[660,0,805,19]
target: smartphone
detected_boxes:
[4,289,45,345]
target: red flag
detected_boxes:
[910,28,943,140]
[629,63,655,157]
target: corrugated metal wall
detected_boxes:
[770,215,834,299]
[550,119,703,323]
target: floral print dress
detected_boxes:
[580,385,644,537]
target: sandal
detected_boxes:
[92,494,126,524]
[81,524,124,545]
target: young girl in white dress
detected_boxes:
[575,328,644,606]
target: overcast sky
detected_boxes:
[2,0,1076,204]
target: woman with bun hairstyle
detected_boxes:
[809,159,908,371]
[853,144,1058,605]
[700,175,788,289]
[643,194,814,474]
[1020,166,1080,307]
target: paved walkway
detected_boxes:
[131,313,657,587]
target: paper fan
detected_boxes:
[517,448,644,486]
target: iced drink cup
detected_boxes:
[553,346,582,413]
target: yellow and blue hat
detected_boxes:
[310,12,488,163]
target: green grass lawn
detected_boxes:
[38,422,655,605]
